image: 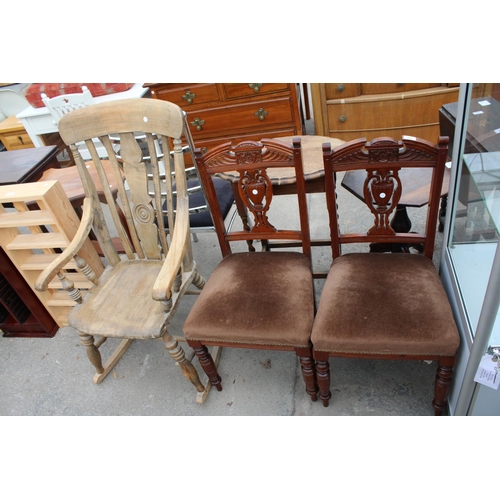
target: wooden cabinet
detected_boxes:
[0,115,35,151]
[311,83,461,143]
[147,83,304,163]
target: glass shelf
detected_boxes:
[448,101,500,344]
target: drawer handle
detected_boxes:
[254,108,268,121]
[201,147,207,154]
[248,83,263,93]
[337,84,345,92]
[18,136,24,145]
[182,90,196,104]
[339,115,347,123]
[190,118,205,131]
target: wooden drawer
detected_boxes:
[325,84,360,100]
[360,83,442,95]
[150,83,222,109]
[327,87,460,133]
[223,83,291,100]
[1,131,35,150]
[185,97,296,138]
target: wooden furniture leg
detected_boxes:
[315,355,332,407]
[433,356,456,416]
[296,347,318,401]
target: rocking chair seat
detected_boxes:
[184,251,314,347]
[311,253,460,356]
[69,260,168,340]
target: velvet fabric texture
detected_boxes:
[312,253,460,356]
[184,252,314,347]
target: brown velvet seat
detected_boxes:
[184,252,314,347]
[312,253,459,356]
[183,138,318,402]
[311,136,460,415]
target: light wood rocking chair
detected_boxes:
[34,98,212,402]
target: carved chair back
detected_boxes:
[57,98,193,269]
[323,136,449,260]
[195,138,311,258]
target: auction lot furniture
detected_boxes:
[0,181,104,329]
[34,98,212,402]
[147,83,304,165]
[183,138,318,401]
[311,136,460,415]
[311,83,461,143]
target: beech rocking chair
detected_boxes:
[34,98,212,402]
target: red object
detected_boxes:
[25,83,134,108]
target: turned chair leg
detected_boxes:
[161,325,205,393]
[296,347,318,401]
[432,356,456,416]
[189,341,223,391]
[315,356,332,407]
[79,332,104,374]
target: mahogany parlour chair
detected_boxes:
[311,136,460,415]
[34,98,211,402]
[183,138,318,401]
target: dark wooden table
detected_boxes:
[0,145,61,185]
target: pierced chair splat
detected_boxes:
[34,98,212,403]
[311,136,460,415]
[183,138,318,402]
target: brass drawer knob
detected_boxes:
[337,84,345,92]
[190,118,205,131]
[182,90,196,104]
[339,115,347,123]
[254,108,268,121]
[248,83,263,93]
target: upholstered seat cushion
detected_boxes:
[184,252,314,347]
[311,253,460,356]
[163,177,234,228]
[69,260,167,339]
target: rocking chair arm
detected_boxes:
[34,197,95,292]
[152,196,190,302]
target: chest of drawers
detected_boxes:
[147,83,304,161]
[311,83,461,143]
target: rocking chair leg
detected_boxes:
[162,327,205,393]
[93,339,134,384]
[79,332,104,374]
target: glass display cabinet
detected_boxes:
[440,83,500,415]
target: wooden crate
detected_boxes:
[0,180,104,327]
